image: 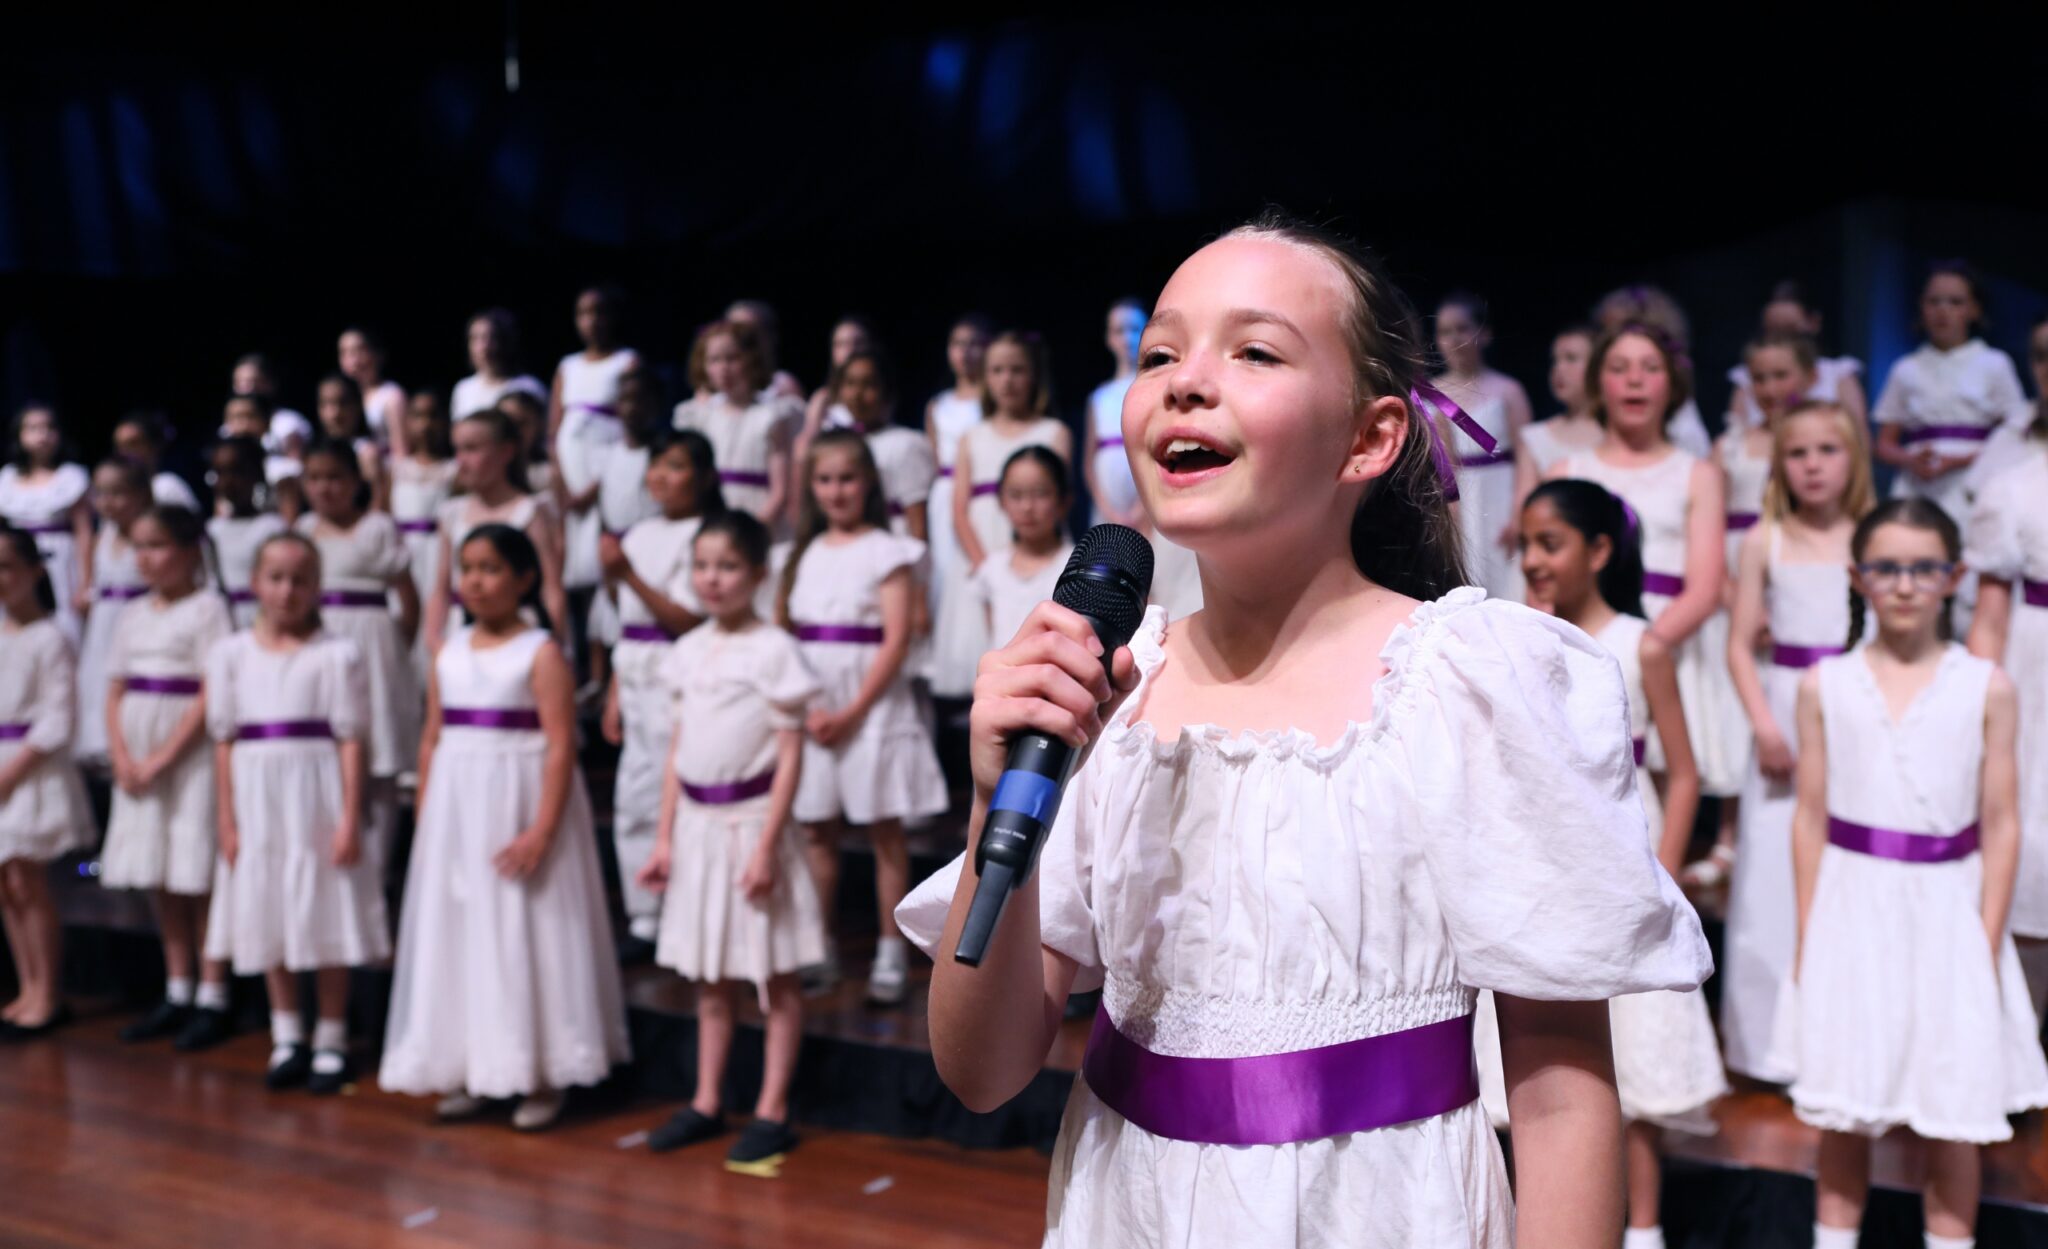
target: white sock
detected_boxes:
[876,934,908,964]
[1925,1235,1974,1249]
[194,981,229,1011]
[311,1017,347,1053]
[271,1011,304,1047]
[1622,1227,1665,1249]
[1814,1225,1859,1249]
[629,915,659,942]
[165,977,195,1006]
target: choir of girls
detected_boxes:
[1,255,2045,1241]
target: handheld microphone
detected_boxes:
[954,523,1153,966]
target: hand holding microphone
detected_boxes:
[955,524,1153,966]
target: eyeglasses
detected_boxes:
[1855,559,1955,591]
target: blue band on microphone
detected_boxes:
[990,769,1061,826]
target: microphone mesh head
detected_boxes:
[1053,523,1156,649]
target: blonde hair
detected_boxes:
[1762,399,1876,525]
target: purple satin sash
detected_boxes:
[1772,643,1843,668]
[1900,424,1993,446]
[1457,448,1513,469]
[320,590,388,608]
[572,401,620,419]
[228,589,256,604]
[99,584,146,602]
[1828,816,1980,863]
[682,770,776,806]
[2023,579,2048,609]
[1642,571,1686,597]
[719,469,771,488]
[0,723,29,741]
[1098,436,1124,450]
[1082,1010,1479,1146]
[396,518,438,535]
[619,624,672,644]
[970,481,1000,497]
[1632,737,1646,766]
[937,465,954,478]
[886,501,906,517]
[1727,512,1760,531]
[794,623,885,645]
[236,719,332,741]
[442,706,542,731]
[21,521,70,536]
[125,675,201,696]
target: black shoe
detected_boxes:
[306,1050,353,1095]
[0,1004,72,1040]
[173,1006,234,1052]
[120,1000,190,1043]
[266,1044,313,1089]
[616,934,657,967]
[725,1118,797,1167]
[648,1107,725,1153]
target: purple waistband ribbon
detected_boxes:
[1772,643,1844,668]
[397,518,439,535]
[1727,512,1760,531]
[320,590,388,608]
[682,770,776,806]
[22,521,70,536]
[126,675,201,696]
[1632,737,1646,767]
[1082,1009,1478,1146]
[2023,579,2048,609]
[236,719,333,741]
[937,465,954,478]
[620,624,673,644]
[229,589,257,603]
[0,723,29,741]
[442,706,542,731]
[719,469,771,488]
[1457,448,1513,469]
[1828,816,1980,863]
[970,481,1001,497]
[795,623,885,645]
[100,585,146,602]
[1899,424,1993,446]
[1642,571,1686,597]
[572,401,620,419]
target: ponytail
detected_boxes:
[1525,479,1646,618]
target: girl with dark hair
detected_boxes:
[795,314,878,460]
[1514,325,1604,523]
[1431,291,1534,601]
[112,411,202,512]
[1726,282,1867,428]
[1085,298,1149,531]
[74,459,154,762]
[925,314,994,622]
[99,505,236,1051]
[838,346,937,543]
[969,446,1073,649]
[583,364,664,708]
[0,524,93,1037]
[424,410,568,656]
[338,326,406,453]
[901,213,1709,1247]
[674,319,804,527]
[451,308,546,420]
[391,392,459,680]
[206,437,288,629]
[0,403,94,640]
[1790,497,2048,1249]
[781,430,947,1006]
[380,523,629,1132]
[549,285,641,688]
[314,373,389,513]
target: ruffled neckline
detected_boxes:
[1106,586,1490,769]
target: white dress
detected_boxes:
[380,627,630,1098]
[610,513,703,927]
[1088,377,1138,522]
[1557,450,1748,796]
[0,462,89,640]
[554,348,638,590]
[450,373,546,420]
[1474,614,1727,1131]
[437,493,556,635]
[788,530,949,826]
[672,393,803,523]
[1667,399,1713,461]
[362,379,406,444]
[926,390,985,609]
[1726,356,1862,429]
[391,457,459,679]
[970,543,1072,651]
[1720,525,1850,1081]
[868,426,939,538]
[73,525,141,762]
[296,513,419,779]
[1783,646,2048,1142]
[208,512,288,629]
[930,417,1068,698]
[1519,418,1600,488]
[897,591,1713,1248]
[655,622,828,1004]
[201,631,391,973]
[1716,430,1772,558]
[98,591,234,895]
[586,443,655,648]
[1872,338,2031,521]
[0,619,94,863]
[1967,442,2048,937]
[1440,385,1521,603]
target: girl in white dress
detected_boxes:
[203,533,390,1093]
[1432,293,1533,602]
[970,447,1074,649]
[549,287,638,657]
[932,331,1073,697]
[100,506,236,1050]
[639,511,827,1167]
[1084,299,1146,530]
[1720,402,1872,1081]
[74,460,152,763]
[1,404,93,641]
[721,298,807,403]
[314,375,390,514]
[1592,285,1712,460]
[391,394,458,680]
[584,367,661,691]
[599,428,720,956]
[1788,499,2048,1249]
[380,523,630,1131]
[1511,325,1604,578]
[781,431,949,1006]
[901,215,1710,1249]
[206,438,287,629]
[1724,282,1867,428]
[1550,324,1745,800]
[338,326,407,452]
[296,443,420,875]
[1515,479,1727,1248]
[0,527,94,1036]
[673,319,803,528]
[839,349,937,543]
[1967,332,2048,1012]
[925,315,993,626]
[794,316,876,462]
[451,308,547,419]
[111,413,202,512]
[424,410,569,656]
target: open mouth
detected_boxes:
[1158,436,1235,476]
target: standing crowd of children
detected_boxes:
[2,258,2046,1244]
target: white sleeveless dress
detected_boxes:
[585,443,656,649]
[1088,377,1138,522]
[1719,526,1850,1081]
[971,543,1074,653]
[438,493,554,634]
[1716,431,1772,564]
[0,462,89,641]
[208,512,288,630]
[450,373,546,420]
[0,619,93,863]
[898,591,1712,1248]
[1440,383,1520,603]
[926,390,985,608]
[391,457,459,680]
[554,348,638,590]
[930,417,1068,697]
[672,393,802,524]
[74,525,141,762]
[1782,646,2048,1141]
[380,627,630,1098]
[1725,356,1862,429]
[296,513,419,780]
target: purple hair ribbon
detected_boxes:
[1408,384,1497,504]
[1619,498,1642,541]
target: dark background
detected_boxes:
[6,7,2047,481]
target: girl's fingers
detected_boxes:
[975,663,1105,738]
[981,694,1091,749]
[981,629,1114,704]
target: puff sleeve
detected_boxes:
[365,514,413,581]
[756,630,822,732]
[329,637,371,743]
[1965,468,2024,581]
[24,628,78,754]
[1390,596,1713,999]
[204,637,239,743]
